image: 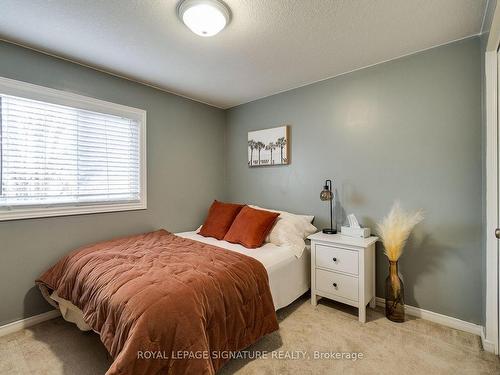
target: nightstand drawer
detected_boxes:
[315,244,358,275]
[315,269,358,301]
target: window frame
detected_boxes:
[0,76,147,221]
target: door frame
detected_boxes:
[485,3,500,355]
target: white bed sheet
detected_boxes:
[176,231,310,310]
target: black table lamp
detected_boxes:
[320,179,336,234]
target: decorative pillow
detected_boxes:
[198,200,245,240]
[224,206,280,248]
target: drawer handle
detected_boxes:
[332,282,338,288]
[332,257,337,262]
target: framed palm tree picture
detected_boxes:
[248,125,289,167]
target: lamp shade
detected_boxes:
[319,180,333,201]
[320,185,332,201]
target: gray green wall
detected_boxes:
[0,36,485,326]
[0,41,226,326]
[225,37,483,324]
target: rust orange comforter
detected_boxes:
[36,230,278,374]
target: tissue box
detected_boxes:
[340,226,371,238]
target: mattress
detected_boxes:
[44,230,310,331]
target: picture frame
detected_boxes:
[248,125,289,167]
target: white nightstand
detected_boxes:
[308,232,378,323]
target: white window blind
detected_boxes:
[0,77,146,220]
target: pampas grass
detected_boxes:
[377,201,423,262]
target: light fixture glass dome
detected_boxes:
[178,0,230,37]
[320,188,332,201]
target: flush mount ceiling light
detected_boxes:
[178,0,230,37]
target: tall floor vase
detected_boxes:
[385,260,405,322]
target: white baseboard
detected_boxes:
[0,302,493,353]
[0,309,61,338]
[481,326,498,354]
[375,297,482,337]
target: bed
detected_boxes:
[41,230,310,327]
[37,229,310,375]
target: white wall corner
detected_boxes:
[481,326,498,354]
[485,47,499,356]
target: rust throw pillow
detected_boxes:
[198,200,245,240]
[224,206,280,248]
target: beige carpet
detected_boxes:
[1,295,499,374]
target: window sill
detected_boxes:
[0,201,147,221]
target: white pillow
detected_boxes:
[249,205,317,257]
[250,205,314,224]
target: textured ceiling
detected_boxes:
[0,0,489,108]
